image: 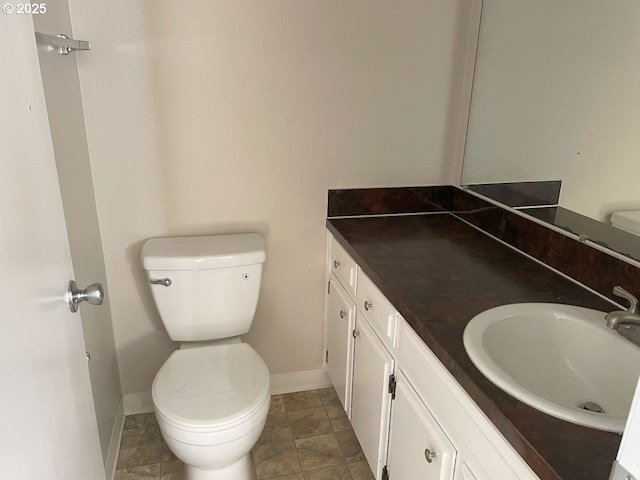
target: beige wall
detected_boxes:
[33,2,121,463]
[67,0,474,394]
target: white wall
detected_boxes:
[462,0,640,221]
[67,0,474,394]
[33,2,122,463]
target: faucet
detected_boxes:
[605,286,640,329]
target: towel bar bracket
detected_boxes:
[35,32,91,55]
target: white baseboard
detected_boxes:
[104,398,125,480]
[121,369,332,418]
[123,391,154,415]
[269,369,332,395]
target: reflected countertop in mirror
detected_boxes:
[513,203,640,262]
[461,0,640,264]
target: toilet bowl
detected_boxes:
[142,233,270,480]
[152,343,270,479]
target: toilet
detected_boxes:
[141,233,271,480]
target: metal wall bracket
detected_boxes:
[35,32,91,55]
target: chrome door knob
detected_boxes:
[67,280,104,313]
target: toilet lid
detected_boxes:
[152,343,270,431]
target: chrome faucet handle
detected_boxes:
[612,286,639,314]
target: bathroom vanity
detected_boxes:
[323,196,627,480]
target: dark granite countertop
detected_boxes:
[327,213,622,480]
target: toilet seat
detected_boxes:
[152,343,270,434]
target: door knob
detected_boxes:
[67,280,104,313]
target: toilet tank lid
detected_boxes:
[611,211,640,235]
[142,233,266,271]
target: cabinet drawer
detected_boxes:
[356,271,398,348]
[330,236,358,296]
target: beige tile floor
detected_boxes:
[115,387,375,480]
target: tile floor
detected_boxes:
[115,387,375,480]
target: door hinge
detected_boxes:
[327,280,331,294]
[388,374,396,400]
[325,350,329,363]
[382,465,389,480]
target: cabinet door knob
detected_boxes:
[333,260,341,269]
[364,300,374,311]
[424,448,436,463]
[339,309,346,319]
[352,329,360,338]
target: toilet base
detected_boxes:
[186,454,252,480]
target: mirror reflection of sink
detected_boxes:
[463,303,640,433]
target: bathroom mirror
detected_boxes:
[461,0,640,263]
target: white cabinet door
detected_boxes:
[454,463,480,480]
[386,373,456,480]
[351,315,395,480]
[326,276,355,415]
[617,377,640,478]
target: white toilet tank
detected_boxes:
[142,233,266,342]
[611,211,640,237]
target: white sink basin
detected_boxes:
[463,303,640,432]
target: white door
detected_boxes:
[0,15,104,480]
[616,377,640,478]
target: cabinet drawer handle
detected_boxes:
[339,310,346,319]
[364,300,374,311]
[424,448,436,463]
[333,260,341,269]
